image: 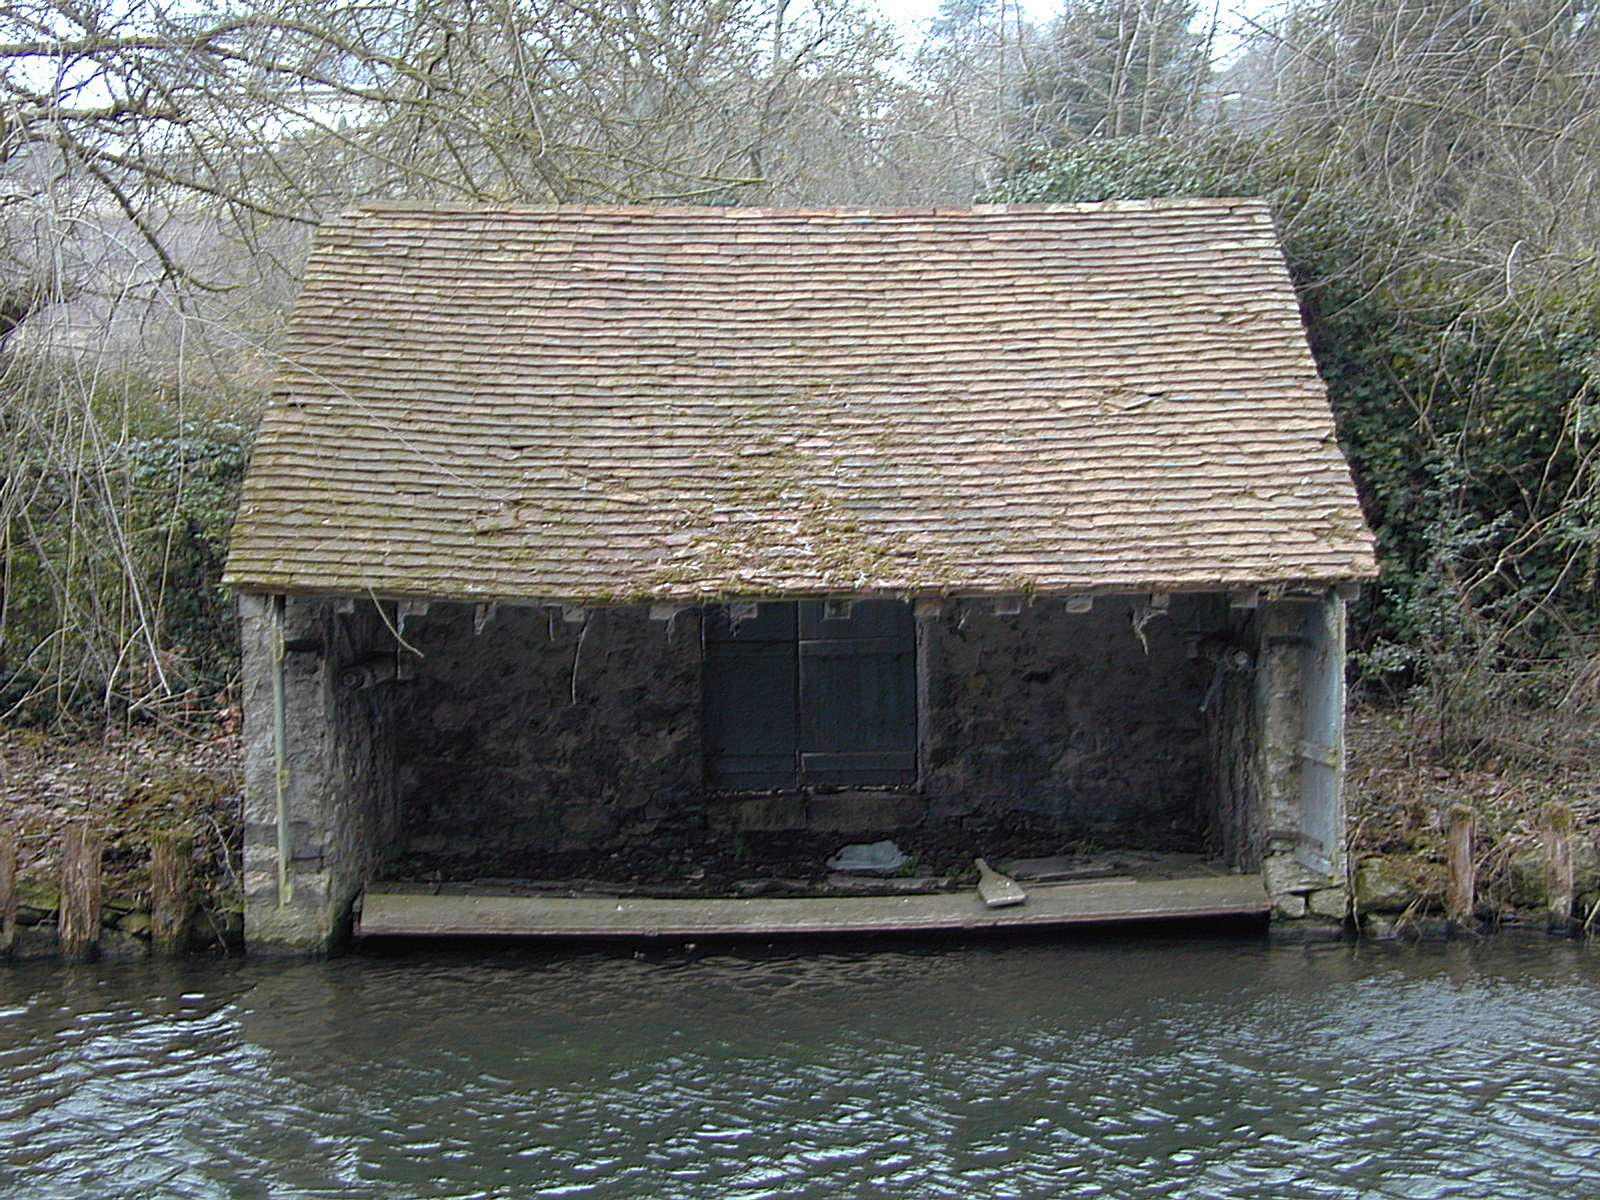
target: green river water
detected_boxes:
[2,935,1597,1198]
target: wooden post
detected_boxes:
[1541,804,1575,930]
[150,832,195,957]
[58,824,104,962]
[1446,805,1475,929]
[0,826,17,958]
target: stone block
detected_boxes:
[17,879,59,913]
[1361,914,1400,940]
[1306,887,1348,920]
[243,868,280,902]
[1503,846,1549,910]
[10,924,59,959]
[1353,855,1439,913]
[1272,892,1307,919]
[1266,917,1345,943]
[286,870,331,908]
[243,822,280,850]
[1574,839,1600,898]
[98,928,151,962]
[1262,853,1326,898]
[1408,916,1453,940]
[730,795,808,833]
[117,911,153,937]
[807,793,926,833]
[247,911,336,957]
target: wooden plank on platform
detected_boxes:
[975,859,1026,909]
[357,874,1269,941]
[997,856,1126,883]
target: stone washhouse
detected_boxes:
[223,201,1379,953]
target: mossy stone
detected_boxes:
[1272,892,1307,919]
[16,879,60,913]
[1353,855,1442,913]
[1503,848,1548,909]
[118,911,154,937]
[1573,839,1600,898]
[1307,887,1348,920]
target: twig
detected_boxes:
[366,589,424,659]
[569,614,591,707]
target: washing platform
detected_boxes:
[356,873,1270,943]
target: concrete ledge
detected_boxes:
[356,874,1270,942]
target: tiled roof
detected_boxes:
[224,201,1378,602]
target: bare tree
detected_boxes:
[0,0,921,720]
[1023,0,1215,142]
[1230,0,1600,303]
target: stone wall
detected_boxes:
[1258,597,1350,924]
[238,588,1353,950]
[1200,610,1265,871]
[240,595,399,953]
[394,604,703,862]
[919,595,1223,840]
[392,594,1228,866]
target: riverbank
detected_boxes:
[3,703,1598,958]
[1345,705,1600,936]
[0,722,243,958]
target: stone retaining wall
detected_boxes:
[4,877,242,961]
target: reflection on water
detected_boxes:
[2,936,1597,1198]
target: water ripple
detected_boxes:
[1,941,1598,1197]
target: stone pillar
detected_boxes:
[1257,595,1349,930]
[240,593,397,955]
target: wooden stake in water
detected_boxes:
[0,826,17,958]
[59,824,104,962]
[1446,806,1475,929]
[150,832,195,957]
[1541,804,1575,931]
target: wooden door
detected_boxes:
[703,603,799,790]
[798,600,918,787]
[703,599,918,790]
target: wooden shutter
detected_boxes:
[798,600,917,786]
[703,603,799,790]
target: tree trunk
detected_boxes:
[0,826,17,958]
[1446,806,1475,929]
[150,832,195,957]
[59,824,104,962]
